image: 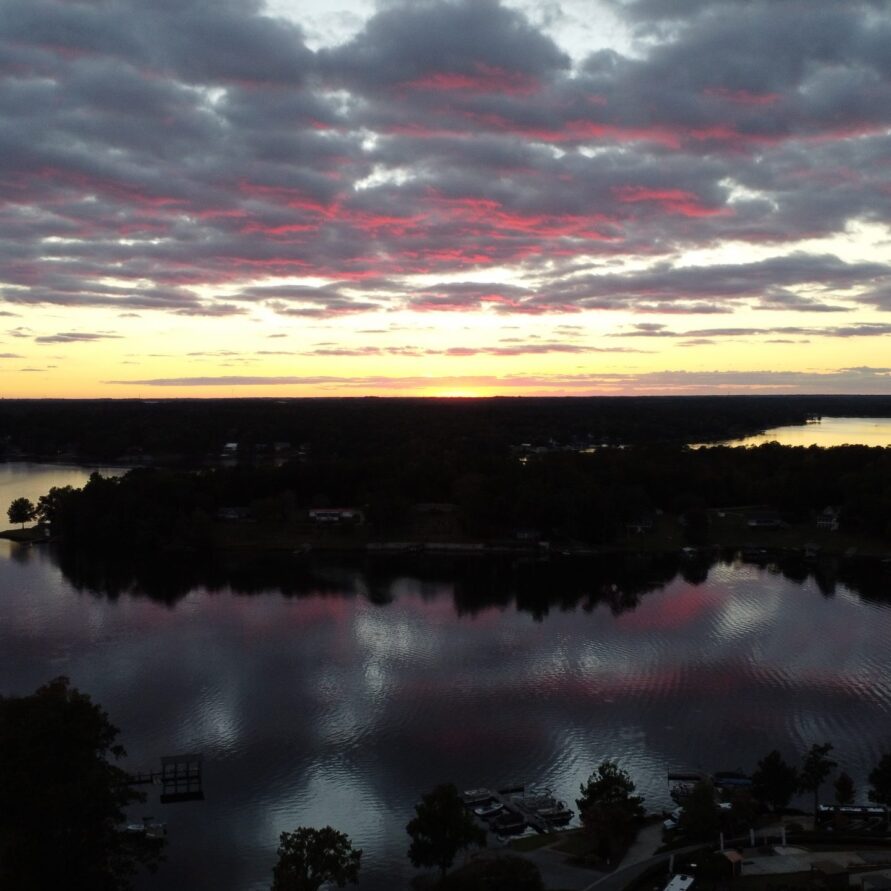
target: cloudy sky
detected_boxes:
[2,0,891,397]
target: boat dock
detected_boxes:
[462,784,573,836]
[128,753,204,803]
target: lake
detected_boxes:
[0,461,125,507]
[707,416,891,448]
[2,464,891,889]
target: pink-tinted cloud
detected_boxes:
[614,186,730,217]
[402,64,539,96]
[704,87,781,106]
[0,0,889,366]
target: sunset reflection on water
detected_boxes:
[2,464,891,890]
[713,417,891,448]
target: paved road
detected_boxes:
[517,822,685,891]
[580,844,706,891]
[578,820,811,891]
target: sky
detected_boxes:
[1,0,891,398]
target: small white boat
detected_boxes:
[539,805,573,825]
[474,802,504,819]
[462,788,494,805]
[125,817,167,839]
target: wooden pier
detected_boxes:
[465,785,573,835]
[495,787,551,833]
[128,753,204,803]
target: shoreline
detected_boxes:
[4,511,889,562]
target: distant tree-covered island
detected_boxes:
[11,438,890,559]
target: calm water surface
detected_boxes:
[0,461,125,506]
[2,464,891,890]
[713,416,891,448]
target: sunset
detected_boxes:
[2,0,891,397]
[4,5,891,889]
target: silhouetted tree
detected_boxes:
[7,496,35,528]
[677,780,721,840]
[726,788,758,833]
[406,783,486,881]
[799,743,837,815]
[0,677,162,889]
[270,826,361,891]
[36,485,77,528]
[752,750,799,812]
[868,753,891,806]
[834,771,855,805]
[576,760,645,862]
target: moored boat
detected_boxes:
[462,788,494,806]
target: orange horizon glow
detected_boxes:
[2,1,891,399]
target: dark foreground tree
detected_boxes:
[576,760,645,863]
[868,753,891,806]
[406,783,486,882]
[271,826,361,891]
[7,496,36,528]
[751,750,798,812]
[0,677,162,889]
[36,485,77,528]
[677,779,721,841]
[834,771,855,805]
[799,743,837,815]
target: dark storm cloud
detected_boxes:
[2,277,222,312]
[487,254,891,314]
[0,0,314,87]
[0,0,889,337]
[35,332,121,344]
[406,281,531,311]
[617,322,891,339]
[439,343,645,355]
[105,366,891,394]
[300,342,645,357]
[859,285,891,311]
[321,0,569,90]
[754,288,849,313]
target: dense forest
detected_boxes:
[2,394,891,463]
[31,440,891,553]
[4,396,890,563]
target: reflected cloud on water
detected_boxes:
[3,541,891,890]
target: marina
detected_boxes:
[462,784,574,837]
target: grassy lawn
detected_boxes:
[551,829,593,857]
[211,519,370,550]
[507,831,565,852]
[621,510,890,558]
[0,526,45,542]
[207,511,890,558]
[703,509,889,556]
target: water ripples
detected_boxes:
[6,547,891,890]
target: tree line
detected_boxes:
[12,440,891,550]
[8,395,889,463]
[573,745,891,867]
